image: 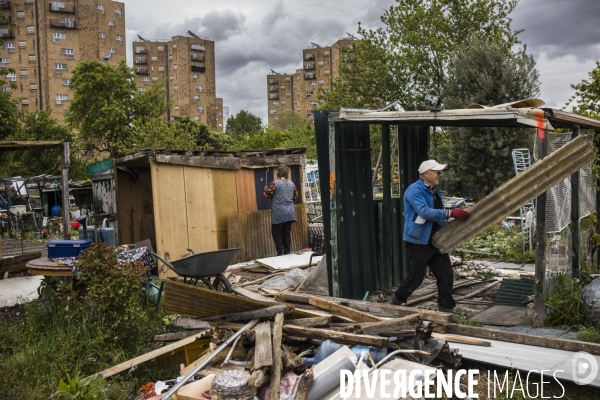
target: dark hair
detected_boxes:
[277,165,289,178]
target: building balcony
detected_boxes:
[49,3,75,13]
[134,58,147,64]
[269,94,279,100]
[0,0,10,10]
[191,54,205,62]
[135,48,147,54]
[190,44,205,51]
[268,78,278,84]
[304,73,315,80]
[0,30,14,39]
[135,68,149,75]
[269,86,278,92]
[304,63,315,70]
[191,65,205,73]
[304,53,314,60]
[50,19,77,29]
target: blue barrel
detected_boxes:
[51,205,62,217]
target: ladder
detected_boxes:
[512,149,535,252]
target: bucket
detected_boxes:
[97,218,116,247]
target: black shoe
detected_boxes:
[387,296,403,305]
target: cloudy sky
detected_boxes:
[124,0,600,123]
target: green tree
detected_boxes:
[320,0,520,110]
[567,61,600,119]
[271,110,308,131]
[438,37,540,196]
[66,60,168,157]
[225,110,263,138]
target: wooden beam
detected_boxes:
[153,154,241,170]
[238,272,287,288]
[445,324,600,355]
[172,317,212,330]
[154,330,207,342]
[269,313,284,400]
[308,296,382,322]
[254,322,273,369]
[283,316,331,327]
[200,304,294,322]
[232,286,278,303]
[283,325,389,348]
[295,366,315,400]
[431,332,491,347]
[355,314,422,335]
[534,127,548,327]
[241,154,305,168]
[90,330,210,379]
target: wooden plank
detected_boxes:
[308,296,382,322]
[212,169,239,250]
[454,280,500,301]
[431,332,491,347]
[235,169,258,213]
[445,324,600,355]
[269,313,284,400]
[254,322,273,369]
[150,160,190,279]
[154,330,207,342]
[183,166,219,254]
[232,286,278,303]
[356,314,421,335]
[241,154,305,167]
[283,316,331,327]
[200,305,294,322]
[154,154,241,170]
[283,325,389,348]
[172,317,212,330]
[89,330,210,379]
[181,342,246,376]
[295,366,314,400]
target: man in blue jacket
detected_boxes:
[388,160,469,314]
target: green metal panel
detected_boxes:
[380,124,393,290]
[86,158,113,176]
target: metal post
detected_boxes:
[380,124,392,289]
[61,142,70,240]
[571,125,580,279]
[534,127,548,327]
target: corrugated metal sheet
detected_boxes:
[434,136,595,254]
[226,203,308,264]
[493,278,534,306]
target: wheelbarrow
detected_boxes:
[151,248,240,293]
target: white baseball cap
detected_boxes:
[418,160,447,174]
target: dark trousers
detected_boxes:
[394,241,456,309]
[272,221,294,255]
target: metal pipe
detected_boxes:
[160,318,259,400]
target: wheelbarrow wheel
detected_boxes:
[213,275,232,293]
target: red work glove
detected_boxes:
[451,208,469,221]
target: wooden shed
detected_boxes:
[112,148,308,278]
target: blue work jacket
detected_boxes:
[403,179,448,245]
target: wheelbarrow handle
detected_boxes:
[186,248,196,255]
[151,252,176,271]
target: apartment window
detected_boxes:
[151,56,157,62]
[20,69,28,77]
[0,58,9,66]
[272,101,279,106]
[98,32,105,41]
[108,20,115,28]
[152,76,158,81]
[174,105,178,111]
[109,48,116,54]
[197,105,204,112]
[192,95,199,102]
[318,60,324,66]
[29,83,37,91]
[196,85,203,92]
[168,55,173,61]
[324,50,329,56]
[285,77,291,81]
[53,33,66,43]
[17,11,25,19]
[55,94,68,105]
[135,46,145,53]
[6,73,16,82]
[1,86,10,92]
[191,44,205,51]
[158,66,164,72]
[324,69,330,75]
[194,115,200,121]
[51,2,65,10]
[62,79,70,86]
[28,54,35,62]
[61,48,74,58]
[281,100,286,105]
[192,74,198,81]
[97,4,104,13]
[173,85,178,91]
[270,110,276,115]
[310,81,317,87]
[172,44,177,49]
[54,63,67,74]
[285,92,290,97]
[26,26,35,34]
[115,8,122,17]
[116,35,123,43]
[4,42,14,52]
[18,40,26,48]
[157,46,163,52]
[169,75,173,81]
[306,110,313,115]
[137,87,145,92]
[173,64,177,71]
[60,18,74,27]
[306,91,313,97]
[141,77,149,84]
[21,98,29,106]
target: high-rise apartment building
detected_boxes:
[132,34,222,131]
[266,37,354,126]
[0,0,126,120]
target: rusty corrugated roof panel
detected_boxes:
[433,136,595,254]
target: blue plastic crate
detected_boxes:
[47,239,93,258]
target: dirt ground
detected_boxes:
[0,304,27,324]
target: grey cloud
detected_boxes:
[512,0,600,61]
[354,0,396,31]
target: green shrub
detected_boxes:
[460,225,534,264]
[54,374,107,400]
[547,271,593,327]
